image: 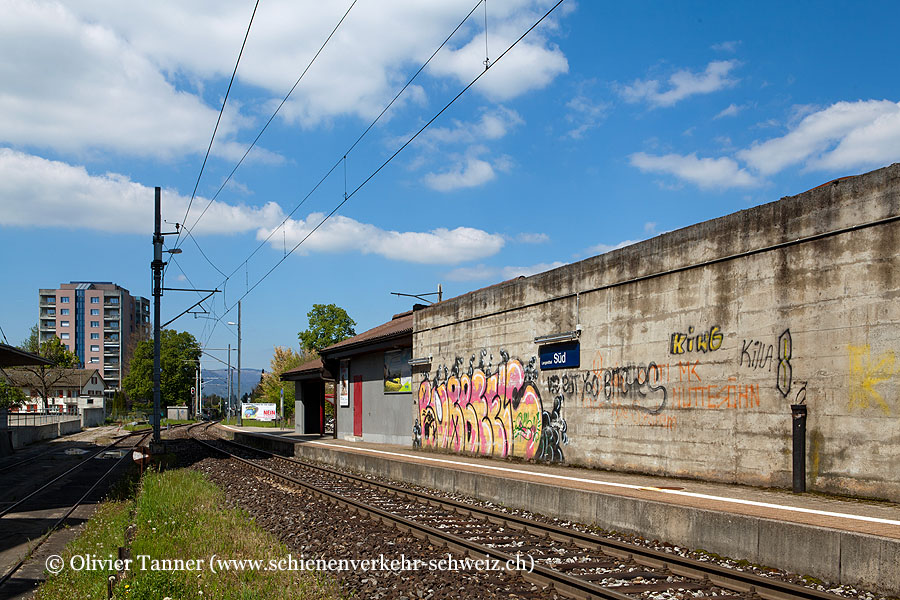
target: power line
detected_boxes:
[182,0,359,241]
[219,0,485,285]
[201,0,567,349]
[171,0,262,261]
[197,0,487,352]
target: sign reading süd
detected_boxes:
[538,341,580,370]
[242,403,277,421]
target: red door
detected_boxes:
[353,375,363,437]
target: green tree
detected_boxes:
[258,346,315,421]
[297,303,356,352]
[122,330,200,410]
[6,336,80,406]
[20,324,39,353]
[0,379,27,411]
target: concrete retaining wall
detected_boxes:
[283,439,900,595]
[9,417,81,448]
[414,163,900,501]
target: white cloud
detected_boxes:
[565,95,609,139]
[428,9,569,102]
[619,61,739,108]
[516,232,550,244]
[0,1,568,157]
[711,41,740,53]
[0,148,283,233]
[714,103,744,119]
[260,213,504,265]
[446,261,567,282]
[737,100,900,175]
[629,152,759,189]
[0,147,505,265]
[418,107,524,147]
[0,0,242,159]
[423,145,513,191]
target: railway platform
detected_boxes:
[220,424,900,594]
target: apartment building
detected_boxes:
[38,282,150,391]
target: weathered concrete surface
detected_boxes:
[9,417,81,448]
[414,163,900,502]
[267,438,900,595]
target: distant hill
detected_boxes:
[201,368,263,400]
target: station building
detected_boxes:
[284,310,413,444]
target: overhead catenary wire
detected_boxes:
[181,0,359,241]
[200,0,567,350]
[197,0,488,351]
[169,0,262,267]
[216,0,484,287]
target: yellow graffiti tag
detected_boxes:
[848,345,896,414]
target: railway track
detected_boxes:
[192,429,849,600]
[0,430,154,588]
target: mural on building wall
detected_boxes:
[417,349,567,462]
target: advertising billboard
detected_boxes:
[242,403,277,421]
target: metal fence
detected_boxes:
[6,412,82,427]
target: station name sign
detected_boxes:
[538,341,580,370]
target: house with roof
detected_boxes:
[6,368,107,415]
[283,310,413,444]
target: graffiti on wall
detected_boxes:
[576,358,760,418]
[417,350,567,462]
[669,326,724,355]
[848,345,897,414]
[739,329,793,399]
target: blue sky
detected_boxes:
[2,0,899,371]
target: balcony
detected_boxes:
[40,296,56,306]
[40,320,56,330]
[104,322,120,331]
[104,310,121,319]
[104,297,120,306]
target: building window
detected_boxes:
[91,376,97,384]
[60,320,70,327]
[108,297,119,304]
[90,297,100,304]
[90,345,99,352]
[61,308,70,315]
[91,321,99,328]
[60,297,70,303]
[61,333,70,339]
[90,308,99,316]
[90,357,99,363]
[91,333,99,340]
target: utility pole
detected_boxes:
[227,343,231,418]
[151,187,163,447]
[237,300,242,426]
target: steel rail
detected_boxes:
[193,435,631,600]
[209,434,847,600]
[0,432,153,588]
[0,429,152,518]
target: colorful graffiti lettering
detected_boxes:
[670,326,724,355]
[848,345,897,414]
[417,350,566,461]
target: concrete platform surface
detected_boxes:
[221,425,900,595]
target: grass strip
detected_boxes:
[37,469,340,600]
